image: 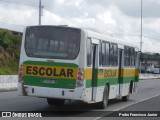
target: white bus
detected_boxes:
[18,25,140,108]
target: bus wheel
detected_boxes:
[47,98,65,106]
[122,88,130,102]
[98,85,109,109]
[122,95,129,101]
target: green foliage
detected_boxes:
[0,29,13,49]
[0,67,18,75]
[143,52,160,60]
[0,60,19,75]
[0,28,22,75]
[9,35,22,49]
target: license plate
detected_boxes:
[43,79,55,84]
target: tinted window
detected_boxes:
[130,47,135,66]
[110,43,118,66]
[99,42,102,66]
[25,27,80,59]
[101,42,109,66]
[102,42,106,66]
[124,46,130,66]
[87,38,92,67]
[105,43,110,66]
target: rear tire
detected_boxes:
[47,98,65,106]
[122,84,130,102]
[122,95,129,102]
[98,85,109,109]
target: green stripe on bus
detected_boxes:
[23,61,78,68]
[24,76,76,89]
[86,76,139,88]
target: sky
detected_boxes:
[0,0,160,53]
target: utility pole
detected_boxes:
[140,0,143,73]
[39,0,44,25]
[140,0,143,52]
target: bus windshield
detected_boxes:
[25,26,80,60]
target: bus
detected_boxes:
[18,25,140,109]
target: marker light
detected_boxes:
[78,71,83,76]
[19,68,23,71]
[76,68,84,87]
[19,71,23,77]
[77,76,82,80]
[18,65,24,82]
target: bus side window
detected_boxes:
[106,43,110,66]
[130,47,135,67]
[99,41,102,67]
[102,42,106,66]
[124,46,130,67]
[87,38,92,67]
[110,43,118,66]
[113,44,118,66]
[110,43,114,66]
[99,42,110,67]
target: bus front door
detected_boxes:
[118,48,123,97]
[91,39,99,101]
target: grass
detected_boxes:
[0,61,19,75]
[0,67,18,75]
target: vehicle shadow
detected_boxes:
[35,99,125,117]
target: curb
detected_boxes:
[0,88,17,92]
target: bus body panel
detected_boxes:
[18,25,140,104]
[18,26,85,98]
[23,61,78,89]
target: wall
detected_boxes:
[0,75,18,92]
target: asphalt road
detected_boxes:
[0,79,160,120]
[101,95,160,120]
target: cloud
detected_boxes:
[0,2,38,32]
[0,0,160,53]
[97,11,116,25]
[114,0,160,18]
[142,38,160,53]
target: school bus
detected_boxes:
[18,25,140,108]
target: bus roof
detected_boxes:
[84,29,139,49]
[84,29,138,49]
[25,25,139,50]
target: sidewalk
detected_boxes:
[0,75,17,92]
[139,73,160,79]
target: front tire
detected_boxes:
[47,98,65,106]
[98,85,109,109]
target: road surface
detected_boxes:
[0,79,160,120]
[101,95,160,120]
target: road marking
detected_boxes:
[94,93,160,120]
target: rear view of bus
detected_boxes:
[18,26,83,105]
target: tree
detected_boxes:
[0,29,13,49]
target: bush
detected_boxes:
[0,29,22,75]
